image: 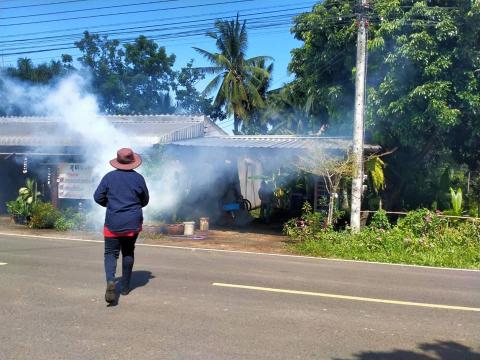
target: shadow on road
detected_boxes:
[129,270,155,292]
[333,340,480,360]
[108,270,155,307]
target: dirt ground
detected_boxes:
[0,217,290,254]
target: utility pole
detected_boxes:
[350,0,369,232]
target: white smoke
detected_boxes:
[35,74,134,178]
[0,71,282,227]
[0,72,185,224]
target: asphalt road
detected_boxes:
[0,233,479,360]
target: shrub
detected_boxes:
[6,200,27,217]
[54,208,87,231]
[285,208,480,269]
[397,208,445,237]
[29,202,61,229]
[283,202,326,242]
[370,209,391,230]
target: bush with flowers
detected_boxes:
[284,206,480,269]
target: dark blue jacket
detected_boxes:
[93,170,149,233]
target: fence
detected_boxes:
[361,210,480,222]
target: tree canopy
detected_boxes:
[194,15,273,134]
[279,0,480,210]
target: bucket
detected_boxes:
[199,217,209,231]
[183,221,195,236]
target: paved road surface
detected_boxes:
[0,233,479,360]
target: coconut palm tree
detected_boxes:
[193,15,272,134]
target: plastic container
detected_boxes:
[183,221,195,236]
[223,203,240,211]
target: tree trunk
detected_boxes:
[327,193,335,226]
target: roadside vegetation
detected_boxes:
[6,179,86,231]
[285,204,480,269]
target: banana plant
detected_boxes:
[17,178,41,205]
[14,179,41,218]
[448,187,463,216]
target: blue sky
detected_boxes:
[0,0,318,132]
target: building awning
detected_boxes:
[170,135,380,152]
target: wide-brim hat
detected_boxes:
[110,148,142,170]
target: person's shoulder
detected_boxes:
[100,170,116,180]
[132,170,146,181]
[104,170,119,178]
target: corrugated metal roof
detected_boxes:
[170,136,355,150]
[0,115,225,147]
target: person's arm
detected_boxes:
[139,176,149,207]
[93,176,108,207]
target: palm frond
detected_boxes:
[244,56,274,65]
[203,73,225,96]
[192,47,221,65]
[245,81,265,108]
[194,66,224,75]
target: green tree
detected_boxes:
[75,32,176,114]
[194,15,272,134]
[286,0,480,210]
[287,0,357,135]
[175,60,226,121]
[1,56,74,116]
[6,56,74,84]
[368,0,479,208]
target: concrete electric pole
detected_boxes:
[350,0,368,232]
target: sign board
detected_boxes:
[57,163,95,199]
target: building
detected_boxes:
[0,115,378,221]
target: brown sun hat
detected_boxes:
[109,148,142,170]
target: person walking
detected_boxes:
[94,148,149,304]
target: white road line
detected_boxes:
[0,262,7,266]
[212,283,480,312]
[0,231,479,272]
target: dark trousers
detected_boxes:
[104,235,138,286]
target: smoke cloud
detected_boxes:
[0,72,188,225]
[0,70,304,227]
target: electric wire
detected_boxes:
[0,13,300,51]
[1,0,258,27]
[0,21,294,56]
[0,6,312,45]
[1,19,295,52]
[0,1,317,39]
[0,0,94,11]
[0,0,182,19]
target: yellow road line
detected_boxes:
[212,283,480,312]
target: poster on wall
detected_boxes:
[57,163,95,199]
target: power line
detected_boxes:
[0,17,296,52]
[0,0,92,11]
[1,27,290,64]
[0,13,299,50]
[0,1,317,39]
[0,0,182,19]
[0,6,312,45]
[1,0,257,27]
[0,12,356,57]
[0,21,294,56]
